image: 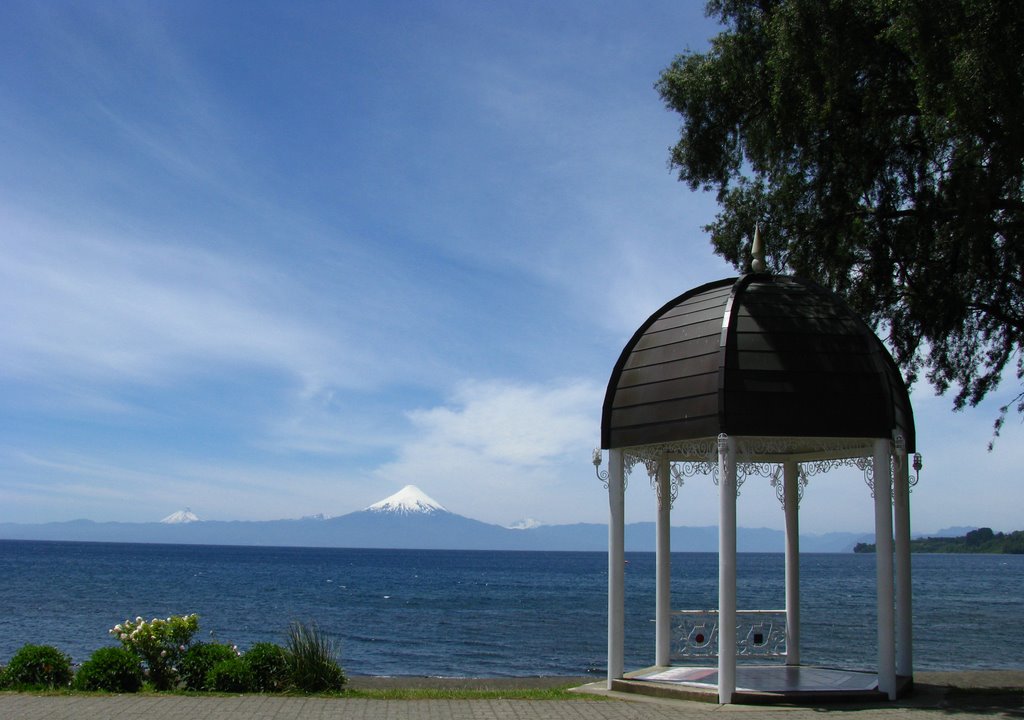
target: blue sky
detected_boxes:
[1,1,1020,535]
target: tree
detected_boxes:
[657,0,1024,441]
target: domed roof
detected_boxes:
[601,274,915,452]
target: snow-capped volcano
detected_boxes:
[365,485,448,515]
[160,508,199,524]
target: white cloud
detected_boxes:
[0,211,345,389]
[373,379,605,524]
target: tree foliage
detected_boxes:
[854,527,1024,553]
[657,0,1024,437]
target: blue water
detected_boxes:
[0,541,1020,676]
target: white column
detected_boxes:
[894,450,913,678]
[783,460,800,666]
[872,439,896,699]
[655,456,672,667]
[607,448,626,689]
[717,434,737,704]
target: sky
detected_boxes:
[1,1,1020,536]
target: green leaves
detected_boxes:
[658,0,1024,430]
[0,644,73,689]
[73,647,143,693]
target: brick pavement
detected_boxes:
[1,672,1020,720]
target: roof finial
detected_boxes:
[751,223,765,273]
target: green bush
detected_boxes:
[206,656,255,693]
[285,621,346,693]
[244,642,290,693]
[178,642,239,690]
[73,646,143,693]
[1,644,73,689]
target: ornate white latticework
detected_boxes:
[612,435,889,507]
[857,454,897,501]
[647,461,680,509]
[623,435,874,465]
[623,438,719,468]
[671,610,787,662]
[768,466,811,509]
[856,456,875,496]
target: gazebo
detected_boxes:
[594,238,919,704]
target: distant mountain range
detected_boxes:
[0,485,877,552]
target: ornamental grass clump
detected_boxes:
[0,644,73,689]
[110,613,199,690]
[285,621,346,693]
[73,646,143,693]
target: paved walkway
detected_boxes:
[1,672,1020,720]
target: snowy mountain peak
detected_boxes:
[365,485,448,515]
[160,508,199,524]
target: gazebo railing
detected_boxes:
[671,609,787,661]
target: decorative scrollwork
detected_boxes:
[671,610,787,661]
[769,466,810,510]
[770,466,784,505]
[801,457,859,476]
[651,470,679,510]
[624,439,717,468]
[614,436,882,503]
[733,436,873,462]
[672,615,718,660]
[643,457,660,481]
[672,461,715,480]
[592,448,609,490]
[854,456,874,497]
[857,455,897,501]
[735,461,776,495]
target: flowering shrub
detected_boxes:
[110,613,199,690]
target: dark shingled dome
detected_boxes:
[601,274,915,451]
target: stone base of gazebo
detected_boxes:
[609,665,912,704]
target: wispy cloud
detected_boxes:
[373,379,604,525]
[0,209,350,391]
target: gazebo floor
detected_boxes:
[612,665,912,704]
